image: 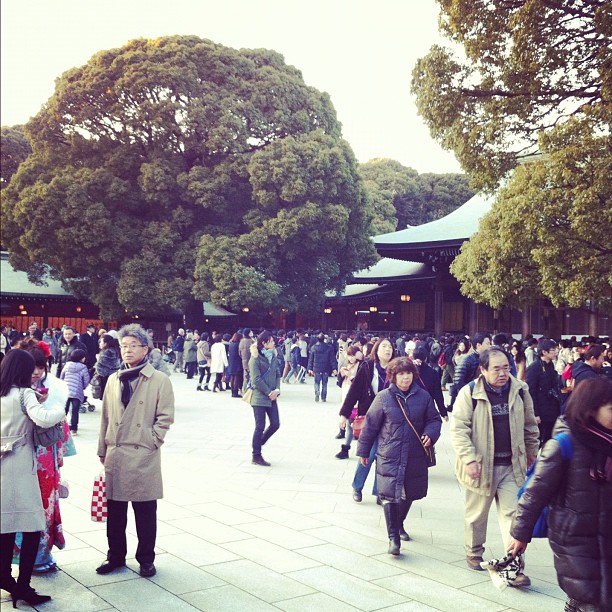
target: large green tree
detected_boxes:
[451,107,612,312]
[412,0,609,190]
[412,0,611,312]
[1,36,376,318]
[358,158,473,230]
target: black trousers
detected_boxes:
[106,499,157,565]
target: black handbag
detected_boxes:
[20,389,65,448]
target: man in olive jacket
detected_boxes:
[96,324,175,579]
[450,347,539,584]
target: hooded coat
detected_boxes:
[511,417,612,611]
[356,384,442,502]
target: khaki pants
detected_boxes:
[464,464,518,557]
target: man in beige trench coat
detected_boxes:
[96,324,175,578]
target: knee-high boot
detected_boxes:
[398,499,412,541]
[383,502,401,555]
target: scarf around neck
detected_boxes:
[118,359,147,407]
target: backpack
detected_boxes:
[517,432,573,538]
[438,351,447,368]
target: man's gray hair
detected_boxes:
[117,324,153,348]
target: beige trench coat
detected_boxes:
[450,375,539,497]
[98,363,174,502]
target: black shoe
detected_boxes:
[388,538,401,556]
[314,395,319,402]
[335,445,350,459]
[252,455,271,466]
[335,429,345,439]
[11,586,51,607]
[322,398,327,402]
[196,385,202,391]
[399,526,411,541]
[96,559,126,575]
[139,563,156,577]
[352,489,362,502]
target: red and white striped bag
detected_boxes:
[91,470,107,522]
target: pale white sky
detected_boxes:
[1,0,462,174]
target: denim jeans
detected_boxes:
[352,438,378,495]
[346,419,355,448]
[65,397,81,432]
[252,401,280,456]
[314,372,329,400]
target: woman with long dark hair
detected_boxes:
[95,334,121,397]
[1,349,65,607]
[249,331,282,466]
[509,377,612,612]
[228,332,244,398]
[339,337,396,503]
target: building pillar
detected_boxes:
[521,308,530,338]
[434,277,444,338]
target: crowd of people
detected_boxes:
[1,322,610,611]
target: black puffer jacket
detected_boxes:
[526,358,561,422]
[357,384,442,503]
[571,360,600,389]
[511,417,612,611]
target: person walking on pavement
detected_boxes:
[249,331,282,466]
[357,357,441,555]
[172,329,185,373]
[308,333,337,403]
[450,347,539,585]
[96,324,175,579]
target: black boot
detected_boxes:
[335,428,346,440]
[383,502,401,555]
[335,444,350,459]
[398,499,412,541]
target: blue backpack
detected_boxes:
[517,432,573,538]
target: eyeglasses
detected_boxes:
[120,343,146,350]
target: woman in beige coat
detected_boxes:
[1,349,66,607]
[96,324,174,578]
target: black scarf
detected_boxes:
[572,418,612,483]
[118,359,147,408]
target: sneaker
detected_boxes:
[510,574,531,588]
[466,556,485,571]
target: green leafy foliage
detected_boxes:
[358,158,473,230]
[451,107,612,312]
[412,0,609,190]
[1,36,376,318]
[0,125,31,189]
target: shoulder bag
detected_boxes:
[242,362,271,405]
[20,389,65,448]
[395,396,436,467]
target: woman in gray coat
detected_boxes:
[1,349,66,607]
[249,331,281,466]
[357,357,442,555]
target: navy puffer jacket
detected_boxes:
[511,417,612,611]
[357,384,442,503]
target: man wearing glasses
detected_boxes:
[96,324,175,578]
[451,347,539,585]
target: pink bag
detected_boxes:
[91,470,107,522]
[561,363,573,380]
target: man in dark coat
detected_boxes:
[308,333,337,402]
[56,326,87,377]
[449,332,491,410]
[412,346,448,420]
[80,323,100,372]
[526,338,562,446]
[571,344,605,389]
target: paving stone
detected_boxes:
[275,592,361,611]
[235,520,326,549]
[156,532,240,566]
[181,584,278,611]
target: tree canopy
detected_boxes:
[358,158,474,231]
[413,0,611,313]
[0,125,31,189]
[411,0,610,190]
[1,35,377,318]
[451,106,612,312]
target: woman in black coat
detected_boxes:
[508,377,612,612]
[357,357,442,555]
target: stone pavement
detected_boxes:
[1,373,567,611]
